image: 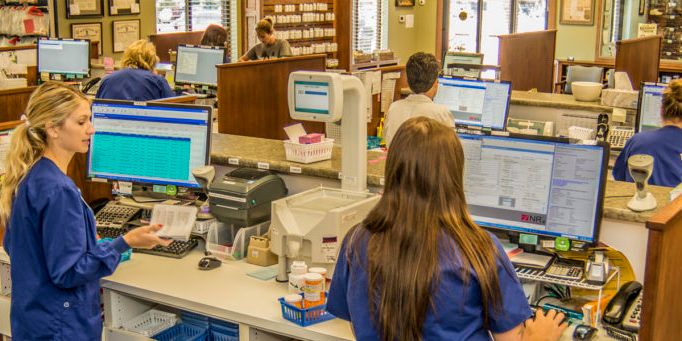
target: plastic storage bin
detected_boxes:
[206,221,269,260]
[283,138,334,164]
[122,309,178,337]
[152,323,207,341]
[278,293,335,327]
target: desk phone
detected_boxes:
[607,127,634,150]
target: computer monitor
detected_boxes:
[37,38,90,78]
[636,82,666,132]
[174,44,226,87]
[87,100,212,189]
[459,133,608,243]
[433,76,511,130]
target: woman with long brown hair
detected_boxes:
[327,117,567,340]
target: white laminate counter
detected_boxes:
[101,250,353,341]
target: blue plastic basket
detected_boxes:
[278,293,335,327]
[181,311,210,328]
[209,329,239,341]
[153,323,208,341]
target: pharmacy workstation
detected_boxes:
[0,3,681,340]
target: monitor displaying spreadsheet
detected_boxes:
[88,100,211,188]
[174,44,225,87]
[37,38,90,76]
[637,82,666,132]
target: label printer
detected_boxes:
[208,168,288,226]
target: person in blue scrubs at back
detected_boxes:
[327,117,568,341]
[96,39,175,101]
[613,79,682,187]
[1,82,172,339]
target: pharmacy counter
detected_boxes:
[210,133,673,224]
[101,250,353,341]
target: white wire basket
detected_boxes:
[121,309,178,337]
[283,138,334,164]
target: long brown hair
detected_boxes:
[662,79,682,122]
[350,117,503,341]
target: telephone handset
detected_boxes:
[603,281,642,327]
[82,77,102,95]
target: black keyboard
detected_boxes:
[134,238,199,259]
[97,227,128,239]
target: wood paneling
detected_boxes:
[148,31,205,63]
[641,196,682,341]
[217,55,326,139]
[0,87,36,122]
[67,153,113,204]
[615,36,662,91]
[498,30,557,93]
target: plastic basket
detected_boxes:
[283,138,334,164]
[278,293,335,327]
[181,311,210,328]
[153,323,208,341]
[206,222,268,261]
[122,309,178,337]
[209,324,239,341]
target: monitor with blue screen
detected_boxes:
[294,81,330,114]
[636,82,666,133]
[433,76,511,130]
[459,133,608,243]
[88,100,211,188]
[174,44,225,87]
[37,38,90,77]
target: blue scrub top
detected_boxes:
[327,227,531,340]
[95,68,176,101]
[3,158,130,340]
[612,125,682,187]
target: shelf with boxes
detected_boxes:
[262,0,339,67]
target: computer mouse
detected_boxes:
[198,256,221,270]
[573,324,597,340]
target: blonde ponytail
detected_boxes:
[0,82,88,226]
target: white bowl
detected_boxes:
[571,81,603,102]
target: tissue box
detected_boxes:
[0,78,27,90]
[299,133,324,144]
[601,89,639,109]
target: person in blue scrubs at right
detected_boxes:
[613,79,682,187]
[96,39,175,101]
[1,82,172,339]
[327,117,568,340]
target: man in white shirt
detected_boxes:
[383,52,454,147]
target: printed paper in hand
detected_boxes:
[151,204,198,241]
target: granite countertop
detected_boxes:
[510,90,613,112]
[400,87,614,112]
[210,133,672,224]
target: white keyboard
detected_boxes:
[608,127,635,150]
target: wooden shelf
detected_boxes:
[287,37,334,44]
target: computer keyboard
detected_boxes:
[134,238,199,259]
[608,127,635,150]
[97,226,128,239]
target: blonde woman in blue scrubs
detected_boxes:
[1,82,171,339]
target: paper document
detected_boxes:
[381,72,401,113]
[151,204,198,241]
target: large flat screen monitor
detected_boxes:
[460,133,608,243]
[637,82,666,132]
[37,38,90,77]
[174,44,225,87]
[433,76,511,130]
[88,100,212,188]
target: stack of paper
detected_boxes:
[151,204,198,241]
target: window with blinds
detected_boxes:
[156,0,238,59]
[352,0,388,53]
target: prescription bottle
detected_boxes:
[288,261,308,293]
[284,294,303,308]
[303,273,325,308]
[308,267,328,290]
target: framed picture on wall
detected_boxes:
[560,0,595,25]
[71,22,102,55]
[112,19,140,53]
[108,0,140,15]
[395,0,415,7]
[66,0,104,18]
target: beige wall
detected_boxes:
[56,0,156,58]
[388,1,439,63]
